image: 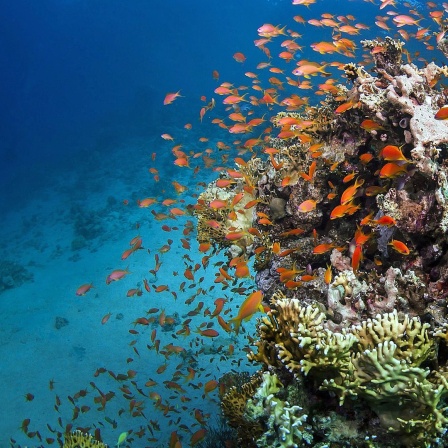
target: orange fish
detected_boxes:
[169,431,182,448]
[353,226,371,246]
[203,380,218,395]
[174,157,189,168]
[101,312,112,325]
[209,199,228,209]
[380,145,408,161]
[360,212,374,226]
[223,94,247,105]
[106,268,130,284]
[211,298,227,317]
[389,239,410,255]
[342,170,357,183]
[299,161,317,182]
[163,90,182,105]
[330,202,360,219]
[138,197,157,208]
[233,52,246,63]
[359,153,374,164]
[360,119,383,131]
[298,199,317,213]
[365,185,387,196]
[435,106,448,120]
[195,328,219,338]
[341,177,364,204]
[393,14,421,27]
[172,181,187,194]
[225,230,247,241]
[76,283,94,296]
[313,243,335,254]
[277,264,304,283]
[230,290,264,334]
[374,215,396,227]
[335,101,354,114]
[279,228,305,237]
[198,242,211,253]
[376,20,391,32]
[257,23,286,37]
[352,244,363,272]
[324,264,332,284]
[292,61,329,78]
[217,315,232,332]
[191,429,207,446]
[235,259,250,278]
[379,162,407,178]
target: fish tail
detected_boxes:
[230,317,241,335]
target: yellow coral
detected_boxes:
[63,430,108,448]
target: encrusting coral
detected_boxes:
[194,159,261,256]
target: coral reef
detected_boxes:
[63,430,108,447]
[222,371,312,448]
[210,37,448,447]
[247,297,448,446]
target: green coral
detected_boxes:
[249,299,448,446]
[245,372,313,448]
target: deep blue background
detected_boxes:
[0,0,423,209]
[0,0,295,195]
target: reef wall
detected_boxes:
[202,35,448,447]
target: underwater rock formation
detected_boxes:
[0,260,33,293]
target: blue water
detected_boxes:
[0,0,440,446]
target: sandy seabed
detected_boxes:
[0,137,255,447]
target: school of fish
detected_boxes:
[13,0,448,447]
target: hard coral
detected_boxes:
[248,297,448,446]
[221,372,264,447]
[222,371,312,448]
[63,430,108,448]
[194,177,256,255]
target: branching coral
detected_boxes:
[222,371,312,448]
[63,430,108,448]
[248,299,448,445]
